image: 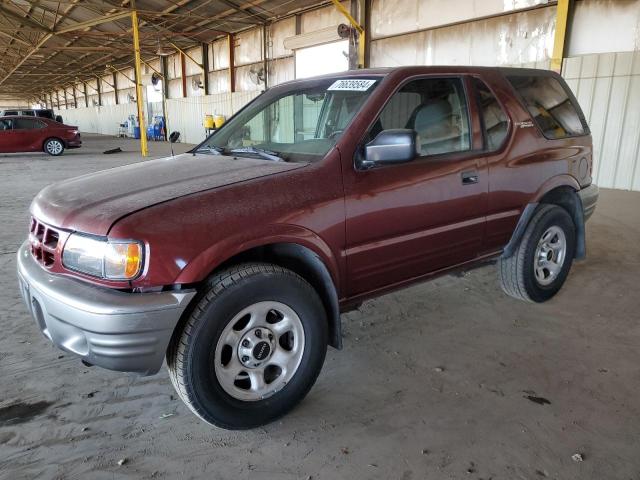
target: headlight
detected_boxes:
[62,234,143,280]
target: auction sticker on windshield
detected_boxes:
[328,79,377,91]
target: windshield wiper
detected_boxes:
[195,145,226,155]
[228,146,284,162]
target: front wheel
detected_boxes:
[167,263,328,429]
[44,138,64,156]
[499,204,576,303]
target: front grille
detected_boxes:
[29,217,60,268]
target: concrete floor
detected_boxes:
[1,134,639,480]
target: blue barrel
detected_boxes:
[133,126,141,139]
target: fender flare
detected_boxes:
[175,226,343,349]
[502,177,586,260]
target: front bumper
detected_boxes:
[579,183,599,221]
[16,241,196,375]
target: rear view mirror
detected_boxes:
[169,131,180,143]
[358,129,418,170]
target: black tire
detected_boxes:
[499,204,576,303]
[43,137,64,156]
[167,263,328,429]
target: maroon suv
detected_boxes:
[17,66,598,429]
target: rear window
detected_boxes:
[506,74,587,139]
[473,78,509,150]
[35,110,54,119]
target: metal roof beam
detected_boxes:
[0,5,52,33]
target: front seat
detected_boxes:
[406,99,460,155]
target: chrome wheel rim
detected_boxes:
[214,301,305,401]
[534,225,566,286]
[47,140,62,155]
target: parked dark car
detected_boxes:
[17,66,598,429]
[0,108,62,123]
[0,116,81,156]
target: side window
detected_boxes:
[372,78,470,156]
[474,78,509,150]
[506,74,586,139]
[21,111,35,116]
[14,118,44,130]
[0,119,12,130]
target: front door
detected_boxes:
[0,118,16,153]
[12,118,47,152]
[343,76,488,297]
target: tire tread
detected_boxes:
[498,204,564,303]
[166,262,323,428]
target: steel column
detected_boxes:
[331,0,365,68]
[180,52,187,97]
[228,34,235,93]
[131,7,148,157]
[551,0,572,73]
[113,72,119,105]
[202,43,210,95]
[262,25,268,89]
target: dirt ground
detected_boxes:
[1,134,639,480]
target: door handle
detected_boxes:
[461,170,479,185]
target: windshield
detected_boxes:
[198,78,379,162]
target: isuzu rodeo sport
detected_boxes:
[17,67,598,429]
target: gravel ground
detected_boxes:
[1,134,639,480]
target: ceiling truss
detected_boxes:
[0,0,328,102]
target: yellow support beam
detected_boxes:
[550,0,570,73]
[131,9,148,157]
[141,59,163,77]
[106,64,135,84]
[170,42,204,71]
[330,0,365,68]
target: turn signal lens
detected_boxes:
[104,242,143,280]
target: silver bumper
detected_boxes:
[16,241,196,375]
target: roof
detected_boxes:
[0,0,331,101]
[274,65,555,87]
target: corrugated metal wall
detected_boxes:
[370,5,556,67]
[165,91,261,145]
[563,51,640,191]
[60,103,137,136]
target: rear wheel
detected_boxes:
[167,263,327,429]
[44,138,64,156]
[499,204,576,302]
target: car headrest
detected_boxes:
[407,99,452,133]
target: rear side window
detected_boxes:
[474,78,509,150]
[14,118,45,129]
[506,74,586,139]
[35,110,54,119]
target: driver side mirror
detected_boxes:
[169,131,180,143]
[357,129,418,170]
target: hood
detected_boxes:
[31,153,306,234]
